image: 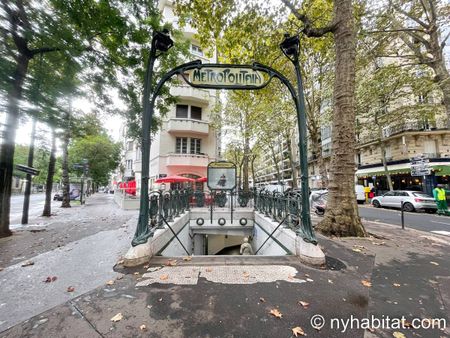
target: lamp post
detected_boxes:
[280,33,315,242]
[133,29,174,247]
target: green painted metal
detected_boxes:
[132,44,317,246]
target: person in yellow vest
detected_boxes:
[433,184,449,215]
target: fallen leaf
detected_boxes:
[401,319,412,328]
[206,268,212,272]
[298,301,310,309]
[21,261,34,267]
[353,245,365,249]
[361,280,372,287]
[306,278,314,282]
[106,280,115,285]
[288,275,294,280]
[352,248,362,253]
[165,259,177,266]
[0,267,3,272]
[393,283,401,287]
[140,324,147,331]
[183,256,192,261]
[43,277,51,283]
[269,309,283,319]
[134,272,139,275]
[292,326,306,337]
[243,272,250,278]
[51,276,57,282]
[372,241,385,246]
[393,332,406,338]
[328,279,334,284]
[67,286,75,292]
[110,313,123,322]
[430,261,439,266]
[160,274,169,281]
[158,298,163,302]
[259,297,266,303]
[304,274,310,277]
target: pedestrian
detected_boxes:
[433,184,449,215]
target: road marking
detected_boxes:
[431,221,450,226]
[431,231,450,237]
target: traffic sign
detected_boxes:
[15,164,40,176]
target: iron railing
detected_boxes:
[143,188,305,234]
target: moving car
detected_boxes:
[371,190,436,213]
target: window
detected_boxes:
[126,160,133,170]
[136,146,141,160]
[176,137,188,153]
[384,191,395,197]
[176,105,188,118]
[127,141,133,151]
[190,138,201,154]
[191,44,203,56]
[191,106,202,120]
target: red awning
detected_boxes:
[155,175,195,183]
[196,177,207,183]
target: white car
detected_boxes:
[371,190,436,213]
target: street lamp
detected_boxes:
[133,29,174,247]
[280,33,316,243]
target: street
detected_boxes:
[9,193,58,228]
[358,204,450,236]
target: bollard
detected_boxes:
[401,200,405,230]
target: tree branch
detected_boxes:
[441,30,450,49]
[30,46,61,56]
[390,1,430,29]
[365,28,427,34]
[281,0,335,37]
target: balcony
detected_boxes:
[170,85,211,103]
[357,119,448,145]
[167,118,209,135]
[166,153,209,167]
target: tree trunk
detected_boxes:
[42,127,56,217]
[316,0,366,237]
[61,105,71,208]
[284,132,298,189]
[270,144,282,186]
[380,141,393,191]
[430,60,450,128]
[21,118,37,224]
[250,154,256,188]
[242,137,250,191]
[0,54,30,237]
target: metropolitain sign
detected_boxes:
[183,66,268,89]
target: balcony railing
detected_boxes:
[357,119,447,145]
[166,153,209,167]
[167,118,209,135]
[170,85,211,103]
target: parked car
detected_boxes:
[53,189,80,201]
[371,190,436,213]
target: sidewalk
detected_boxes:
[1,210,449,337]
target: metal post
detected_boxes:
[401,200,405,230]
[132,36,158,246]
[280,34,315,243]
[22,118,36,224]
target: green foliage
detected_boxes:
[69,134,120,186]
[12,145,61,185]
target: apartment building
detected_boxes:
[130,0,218,191]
